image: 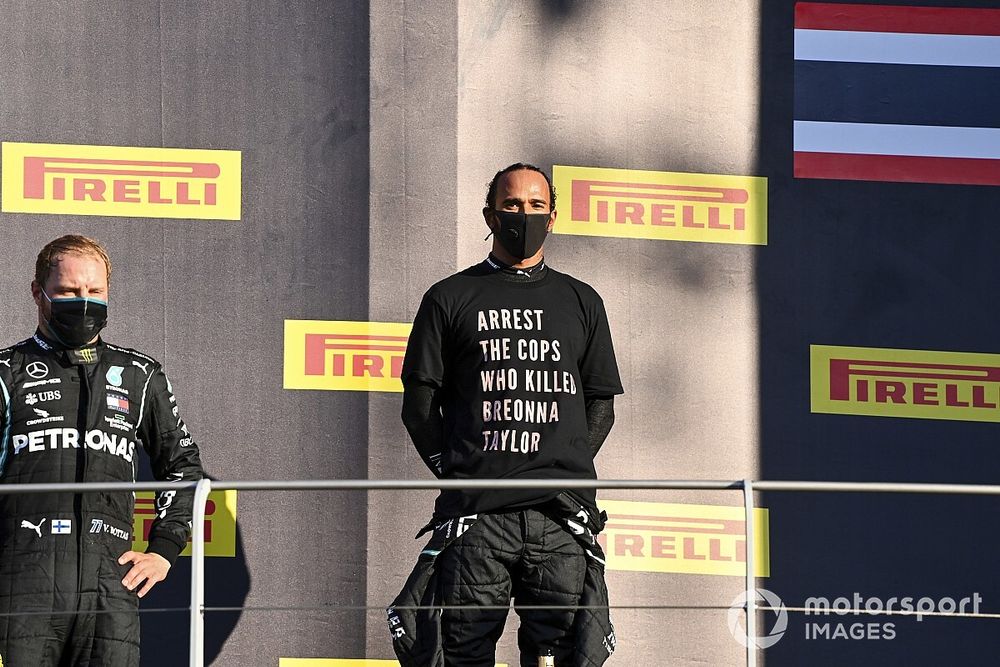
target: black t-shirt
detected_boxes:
[402,261,624,518]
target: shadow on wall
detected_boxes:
[139,473,251,666]
[539,0,582,18]
[526,1,735,291]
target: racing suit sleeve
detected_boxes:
[137,366,204,565]
[401,291,448,476]
[401,382,444,477]
[585,396,615,457]
[0,364,9,479]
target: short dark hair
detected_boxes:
[484,163,557,210]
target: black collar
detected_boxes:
[33,329,103,366]
[485,253,546,278]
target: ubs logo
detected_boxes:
[24,390,60,406]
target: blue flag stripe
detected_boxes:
[795,61,1000,129]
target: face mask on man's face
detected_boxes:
[42,290,108,348]
[491,210,551,260]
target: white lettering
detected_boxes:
[12,429,132,462]
[523,370,576,394]
[480,368,518,391]
[477,309,544,332]
[29,431,45,452]
[86,430,103,450]
[482,399,560,424]
[481,429,541,453]
[479,337,512,362]
[516,338,561,362]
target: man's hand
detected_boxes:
[118,551,171,598]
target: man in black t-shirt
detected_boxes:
[388,164,622,666]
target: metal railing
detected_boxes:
[6,477,1000,666]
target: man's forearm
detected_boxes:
[401,382,445,477]
[585,396,615,457]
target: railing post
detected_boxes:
[189,478,212,667]
[743,478,756,667]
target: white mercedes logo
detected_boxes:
[26,361,49,379]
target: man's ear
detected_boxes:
[547,209,557,232]
[31,281,43,307]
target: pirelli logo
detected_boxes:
[552,165,767,245]
[1,142,241,220]
[284,320,411,393]
[597,500,769,577]
[131,489,237,558]
[812,345,1000,423]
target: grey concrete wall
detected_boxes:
[456,2,760,664]
[362,1,763,664]
[1,0,767,663]
[21,0,980,665]
[0,1,370,665]
[366,0,459,657]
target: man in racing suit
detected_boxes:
[389,164,622,666]
[0,235,204,666]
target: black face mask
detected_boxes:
[43,291,108,348]
[491,210,551,260]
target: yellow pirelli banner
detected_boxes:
[131,490,237,557]
[597,500,769,577]
[552,165,767,245]
[279,661,507,667]
[1,141,241,220]
[811,345,1000,423]
[284,320,411,392]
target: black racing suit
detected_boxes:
[388,494,616,667]
[0,332,204,666]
